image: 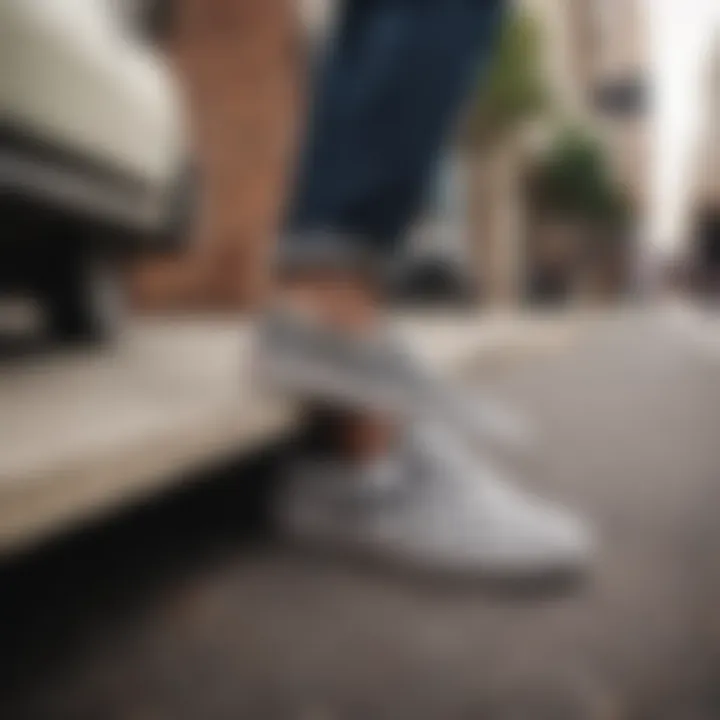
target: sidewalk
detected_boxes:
[0,312,583,556]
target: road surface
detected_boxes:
[3,309,720,719]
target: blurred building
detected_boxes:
[463,0,648,307]
[691,43,720,290]
[132,0,300,311]
[531,0,648,199]
[534,0,646,302]
[696,44,720,208]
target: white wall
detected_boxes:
[643,0,720,259]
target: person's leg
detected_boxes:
[276,267,394,460]
[261,0,592,575]
[273,0,507,460]
[285,0,506,265]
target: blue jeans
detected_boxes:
[282,0,506,272]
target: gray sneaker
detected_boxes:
[257,309,536,454]
[276,422,592,577]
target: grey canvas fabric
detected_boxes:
[257,309,536,454]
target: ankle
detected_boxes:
[275,270,380,334]
[306,406,398,463]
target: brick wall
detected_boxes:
[132,0,302,311]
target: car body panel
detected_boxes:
[0,0,188,235]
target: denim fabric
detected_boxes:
[282,0,506,270]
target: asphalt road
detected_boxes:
[3,311,720,719]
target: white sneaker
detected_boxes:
[276,422,592,578]
[257,310,537,455]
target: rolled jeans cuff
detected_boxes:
[275,230,389,280]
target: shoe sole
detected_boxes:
[277,522,592,599]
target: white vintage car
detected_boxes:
[0,0,192,342]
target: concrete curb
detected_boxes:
[0,313,582,556]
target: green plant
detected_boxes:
[531,130,630,225]
[463,10,548,146]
